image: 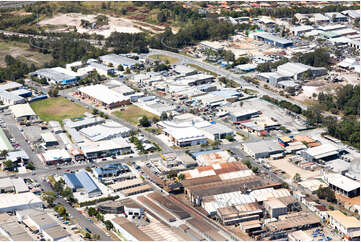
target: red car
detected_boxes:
[65,169,70,172]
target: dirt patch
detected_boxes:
[39,13,164,37]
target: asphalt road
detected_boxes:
[148,49,341,120]
[40,180,112,241]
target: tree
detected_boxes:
[160,112,168,121]
[3,160,15,171]
[85,233,91,239]
[88,207,97,217]
[104,220,113,230]
[225,135,234,142]
[293,173,301,183]
[125,67,131,74]
[0,150,8,158]
[177,173,185,181]
[55,205,67,216]
[139,116,151,127]
[117,65,124,71]
[26,161,35,170]
[92,109,98,115]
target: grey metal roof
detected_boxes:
[244,140,283,154]
[254,32,293,45]
[100,54,137,66]
[75,170,101,194]
[32,68,75,83]
[0,82,23,91]
[63,173,82,190]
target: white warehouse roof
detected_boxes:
[323,173,360,192]
[79,84,129,105]
[9,104,37,119]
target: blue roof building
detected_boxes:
[63,170,102,198]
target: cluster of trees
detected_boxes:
[79,195,119,207]
[222,4,358,19]
[262,95,302,114]
[30,37,106,67]
[256,58,288,72]
[242,159,259,173]
[138,116,151,127]
[0,12,37,30]
[293,48,330,68]
[129,136,146,154]
[150,19,235,50]
[316,186,336,203]
[53,178,77,204]
[87,207,104,222]
[0,55,36,82]
[153,62,170,72]
[48,88,59,97]
[318,85,359,116]
[106,32,149,54]
[92,108,109,119]
[232,56,250,67]
[219,76,240,88]
[54,205,68,218]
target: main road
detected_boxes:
[149,48,341,120]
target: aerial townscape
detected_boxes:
[0,1,359,241]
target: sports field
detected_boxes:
[30,97,87,122]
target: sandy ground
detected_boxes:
[267,157,321,183]
[294,85,321,102]
[39,13,143,37]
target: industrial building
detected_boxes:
[79,84,130,109]
[300,143,340,162]
[322,173,360,198]
[63,170,102,198]
[326,210,360,240]
[63,116,105,131]
[266,212,321,232]
[216,203,263,226]
[31,68,78,85]
[105,79,136,96]
[79,138,132,158]
[229,110,260,122]
[111,216,153,241]
[198,122,234,141]
[0,128,13,152]
[79,120,130,142]
[178,74,215,86]
[264,198,288,218]
[242,140,284,159]
[0,178,28,194]
[0,90,25,105]
[252,32,293,48]
[277,62,327,81]
[40,149,71,165]
[163,126,208,147]
[193,149,236,166]
[173,65,197,76]
[99,54,137,69]
[0,213,32,241]
[0,192,43,212]
[93,163,130,180]
[88,62,115,76]
[108,178,144,192]
[291,25,314,36]
[41,132,59,146]
[9,103,38,121]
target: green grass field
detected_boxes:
[188,63,219,76]
[149,54,179,64]
[30,97,88,123]
[113,105,159,125]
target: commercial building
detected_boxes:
[324,12,348,22]
[9,103,38,121]
[0,177,28,193]
[40,149,71,165]
[0,213,32,241]
[17,209,69,241]
[63,170,102,198]
[79,120,130,142]
[173,65,197,76]
[41,132,59,146]
[80,138,131,158]
[79,84,130,109]
[5,149,29,163]
[0,90,25,105]
[326,210,360,240]
[163,126,207,147]
[301,143,340,162]
[252,32,293,48]
[111,216,153,241]
[108,178,144,192]
[31,68,78,85]
[229,110,260,122]
[277,62,327,81]
[93,163,130,180]
[178,74,215,86]
[291,25,314,36]
[198,122,234,141]
[0,128,13,152]
[88,62,115,76]
[193,149,236,166]
[242,140,284,159]
[63,116,105,131]
[264,198,288,218]
[0,192,43,212]
[99,54,137,69]
[322,173,360,198]
[266,212,321,232]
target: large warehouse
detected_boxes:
[242,140,284,159]
[323,173,360,198]
[0,192,43,212]
[9,103,38,121]
[300,143,341,162]
[31,68,78,85]
[252,32,293,48]
[79,84,130,109]
[99,54,137,68]
[63,170,102,198]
